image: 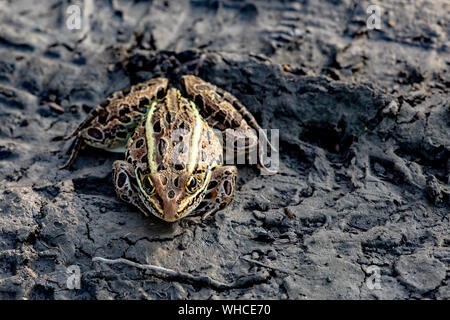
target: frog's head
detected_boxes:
[136,168,212,222]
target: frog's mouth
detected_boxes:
[136,190,163,218]
[175,189,207,219]
[135,177,209,222]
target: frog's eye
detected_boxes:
[144,177,155,194]
[185,176,197,193]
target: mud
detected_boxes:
[0,0,448,299]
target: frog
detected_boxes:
[61,75,273,222]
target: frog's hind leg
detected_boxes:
[59,103,106,169]
[213,85,278,172]
[180,75,276,174]
[63,105,104,141]
[60,77,169,169]
[195,166,237,221]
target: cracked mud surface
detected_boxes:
[0,0,449,299]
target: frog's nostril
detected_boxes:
[168,190,175,199]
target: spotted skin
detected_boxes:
[181,75,276,172]
[62,76,270,222]
[113,87,226,222]
[60,78,169,169]
[196,166,237,220]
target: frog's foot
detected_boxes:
[112,160,149,216]
[195,166,237,221]
[59,134,84,170]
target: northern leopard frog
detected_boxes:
[62,76,272,222]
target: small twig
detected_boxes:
[47,102,65,113]
[241,257,294,276]
[92,256,269,291]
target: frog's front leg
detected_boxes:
[195,165,237,220]
[112,160,149,216]
[60,78,169,169]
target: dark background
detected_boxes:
[0,0,448,299]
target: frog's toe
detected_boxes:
[59,134,84,169]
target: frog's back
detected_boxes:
[127,88,222,176]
